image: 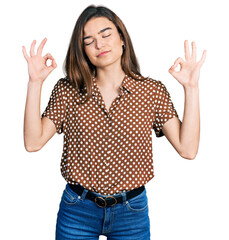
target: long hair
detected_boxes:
[63,4,148,103]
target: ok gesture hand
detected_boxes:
[22,38,57,83]
[169,40,207,89]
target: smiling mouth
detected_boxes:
[97,51,110,57]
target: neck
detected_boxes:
[95,64,126,89]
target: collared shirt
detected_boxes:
[41,73,180,195]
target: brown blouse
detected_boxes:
[41,73,180,195]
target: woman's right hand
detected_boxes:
[22,38,57,83]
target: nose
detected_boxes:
[95,38,104,49]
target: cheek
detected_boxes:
[113,38,123,52]
[84,47,90,57]
[114,42,123,56]
[84,48,94,61]
[84,48,98,66]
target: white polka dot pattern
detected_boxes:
[152,80,180,137]
[41,74,179,195]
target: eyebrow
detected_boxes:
[83,27,112,40]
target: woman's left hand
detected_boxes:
[168,40,207,89]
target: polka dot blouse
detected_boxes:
[41,73,180,195]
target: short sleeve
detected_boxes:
[41,79,67,134]
[153,80,180,137]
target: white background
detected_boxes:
[1,0,228,239]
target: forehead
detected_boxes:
[83,17,116,35]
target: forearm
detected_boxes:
[179,87,200,159]
[24,79,43,151]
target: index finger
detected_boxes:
[198,50,207,66]
[37,38,47,56]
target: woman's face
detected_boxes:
[83,17,124,69]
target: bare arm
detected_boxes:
[162,88,199,160]
[162,40,207,159]
[22,38,57,152]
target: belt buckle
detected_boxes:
[94,196,118,208]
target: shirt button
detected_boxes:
[105,135,109,140]
[103,160,109,165]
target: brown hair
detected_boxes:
[63,4,148,103]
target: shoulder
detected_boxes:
[53,77,80,96]
[133,74,165,93]
[143,77,165,89]
[55,77,73,90]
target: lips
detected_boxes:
[97,51,110,57]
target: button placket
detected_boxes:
[90,75,139,194]
[104,125,112,165]
[103,124,113,188]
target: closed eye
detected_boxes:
[85,34,111,46]
[85,42,93,46]
[103,34,111,38]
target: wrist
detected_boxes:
[183,86,199,97]
[183,84,199,91]
[28,79,44,89]
[28,77,44,85]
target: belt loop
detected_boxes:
[80,188,88,200]
[120,191,127,204]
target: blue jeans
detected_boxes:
[55,183,151,240]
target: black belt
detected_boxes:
[68,183,145,208]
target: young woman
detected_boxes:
[22,4,206,240]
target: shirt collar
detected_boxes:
[91,74,137,96]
